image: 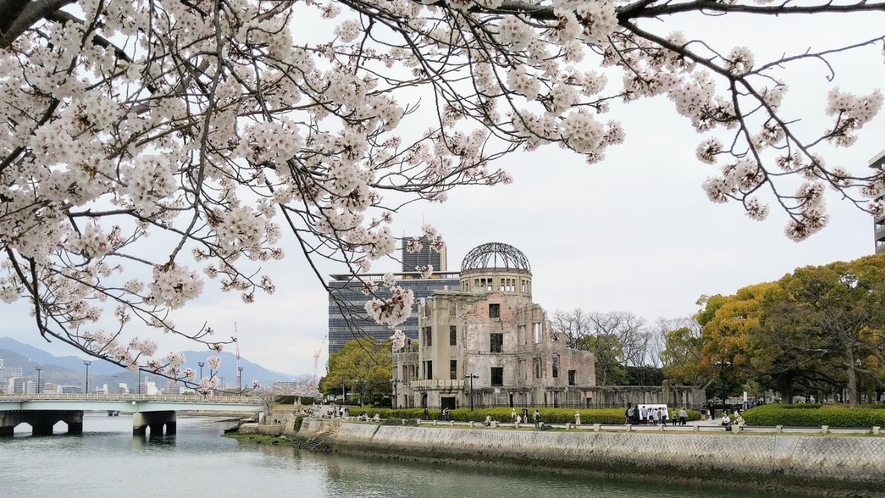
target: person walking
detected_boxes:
[678,407,687,426]
[511,408,517,423]
[533,409,541,428]
[625,403,634,425]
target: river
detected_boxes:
[0,414,797,498]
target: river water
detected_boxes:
[0,414,794,498]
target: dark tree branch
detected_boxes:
[0,0,75,48]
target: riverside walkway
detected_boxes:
[317,414,881,435]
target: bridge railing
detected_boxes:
[0,393,261,404]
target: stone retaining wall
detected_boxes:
[298,419,885,496]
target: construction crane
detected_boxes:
[313,335,327,386]
[234,322,242,391]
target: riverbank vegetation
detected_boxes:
[742,404,885,428]
[557,254,885,408]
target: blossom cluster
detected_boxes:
[365,285,415,328]
[1,0,883,380]
[147,264,205,310]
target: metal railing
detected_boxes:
[409,379,465,389]
[0,393,259,404]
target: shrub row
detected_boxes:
[346,407,700,424]
[742,404,885,427]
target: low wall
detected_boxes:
[298,419,885,497]
[237,423,284,436]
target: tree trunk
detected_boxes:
[845,346,858,408]
[779,376,794,404]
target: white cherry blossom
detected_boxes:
[1,0,884,384]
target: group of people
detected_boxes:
[624,403,689,426]
[721,410,745,431]
[509,408,541,427]
[319,405,349,418]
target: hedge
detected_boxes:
[741,404,885,427]
[347,407,700,424]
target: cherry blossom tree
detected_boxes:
[2,0,885,385]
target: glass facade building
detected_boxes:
[401,236,447,272]
[871,150,885,254]
[327,272,460,354]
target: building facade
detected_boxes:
[401,235,447,272]
[392,242,596,410]
[327,271,461,354]
[871,150,885,254]
[0,360,23,387]
[327,236,455,355]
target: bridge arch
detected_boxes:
[0,410,83,436]
[1,394,262,437]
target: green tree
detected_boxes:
[696,283,778,400]
[660,320,705,386]
[553,309,650,385]
[319,338,393,404]
[758,255,885,407]
[751,281,834,403]
[624,365,664,386]
[580,333,627,386]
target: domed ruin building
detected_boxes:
[392,242,597,410]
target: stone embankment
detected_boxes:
[296,418,885,497]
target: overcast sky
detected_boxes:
[2,5,884,379]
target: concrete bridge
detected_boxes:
[0,393,264,437]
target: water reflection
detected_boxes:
[132,433,176,449]
[240,440,786,498]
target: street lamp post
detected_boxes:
[237,366,243,392]
[466,374,479,411]
[198,361,205,380]
[714,359,732,412]
[35,366,42,394]
[83,361,92,394]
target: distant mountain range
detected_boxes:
[0,337,309,390]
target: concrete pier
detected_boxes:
[0,410,84,436]
[133,411,176,437]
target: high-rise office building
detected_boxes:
[0,360,23,386]
[872,150,885,254]
[327,236,454,355]
[327,271,460,355]
[401,235,447,272]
